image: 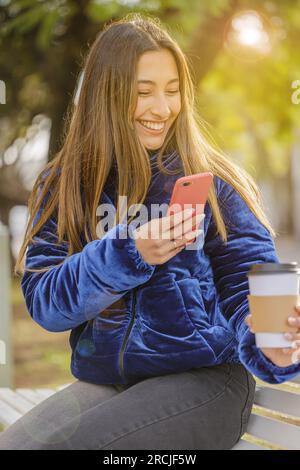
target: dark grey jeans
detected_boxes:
[0,363,256,450]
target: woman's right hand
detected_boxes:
[132,208,205,265]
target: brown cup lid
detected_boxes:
[248,262,299,276]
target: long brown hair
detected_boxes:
[14,12,276,276]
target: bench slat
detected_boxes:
[0,385,70,429]
[15,389,45,405]
[34,389,57,400]
[0,388,35,415]
[254,386,300,418]
[246,413,300,449]
[231,437,267,450]
[56,384,72,391]
[0,400,22,427]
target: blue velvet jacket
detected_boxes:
[21,152,300,385]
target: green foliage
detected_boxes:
[196,0,231,18]
[36,9,61,50]
[1,0,300,181]
[86,0,125,22]
[1,3,46,36]
[0,1,77,49]
[198,1,300,180]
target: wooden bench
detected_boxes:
[232,374,300,450]
[0,384,71,432]
[1,377,300,449]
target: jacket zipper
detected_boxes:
[119,287,137,382]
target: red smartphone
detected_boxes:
[167,172,213,217]
[166,172,213,245]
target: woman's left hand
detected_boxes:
[244,305,300,367]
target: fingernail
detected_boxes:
[284,333,293,340]
[288,316,297,324]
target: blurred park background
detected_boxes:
[0,0,299,389]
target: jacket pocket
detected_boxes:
[91,297,128,355]
[175,277,211,330]
[137,278,204,354]
[175,277,235,361]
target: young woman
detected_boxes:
[1,13,300,450]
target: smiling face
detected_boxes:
[134,49,181,150]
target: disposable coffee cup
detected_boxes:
[247,262,300,348]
